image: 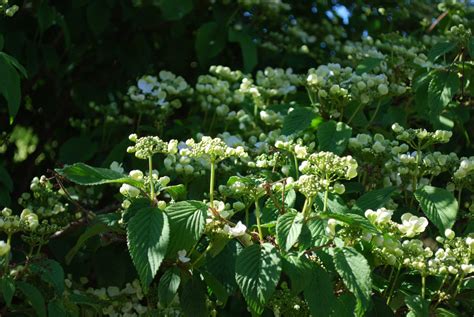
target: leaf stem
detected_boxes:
[254,198,263,242]
[209,159,215,208]
[386,264,401,305]
[148,156,154,202]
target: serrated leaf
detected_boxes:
[352,186,396,214]
[206,240,241,295]
[163,184,187,201]
[282,107,317,136]
[355,57,383,75]
[303,265,335,317]
[428,42,456,62]
[317,120,352,155]
[428,71,460,121]
[414,185,458,232]
[299,217,330,248]
[235,243,281,315]
[165,200,207,257]
[315,192,349,213]
[30,259,65,295]
[195,22,226,65]
[276,211,304,252]
[180,275,208,317]
[228,29,258,72]
[0,276,15,306]
[333,247,372,316]
[201,270,229,305]
[319,212,379,234]
[158,267,181,307]
[283,255,314,295]
[160,0,193,20]
[16,281,46,317]
[56,162,142,187]
[127,207,169,291]
[0,52,21,123]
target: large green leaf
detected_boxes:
[16,282,46,317]
[160,0,193,20]
[405,295,429,317]
[0,52,21,123]
[303,265,335,317]
[317,120,352,155]
[201,270,229,305]
[0,276,15,306]
[30,259,65,295]
[158,267,181,307]
[414,185,458,232]
[127,207,170,291]
[352,186,396,214]
[428,71,460,121]
[228,29,258,72]
[180,275,208,317]
[333,247,372,316]
[235,243,282,315]
[428,42,456,62]
[282,255,314,295]
[56,162,142,187]
[195,22,227,65]
[59,136,98,164]
[165,200,207,257]
[281,107,317,136]
[276,211,304,252]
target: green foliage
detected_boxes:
[415,185,458,232]
[158,267,181,307]
[56,163,142,187]
[276,211,304,252]
[317,120,352,155]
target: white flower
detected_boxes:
[444,229,455,240]
[110,161,124,173]
[365,208,393,226]
[398,213,429,237]
[119,184,140,198]
[0,240,10,256]
[223,221,247,237]
[177,250,190,263]
[129,170,144,180]
[325,219,338,237]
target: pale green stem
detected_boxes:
[209,159,215,208]
[421,274,426,299]
[451,273,465,301]
[254,199,263,242]
[293,154,299,179]
[148,156,154,201]
[303,196,313,219]
[323,188,329,212]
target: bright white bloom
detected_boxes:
[444,229,455,240]
[223,221,247,237]
[365,208,393,225]
[177,250,190,263]
[110,161,124,173]
[398,213,429,237]
[119,184,140,198]
[129,170,144,180]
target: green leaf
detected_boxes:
[352,186,396,214]
[235,243,281,315]
[405,294,429,317]
[0,52,21,123]
[317,120,352,155]
[468,37,474,59]
[30,259,65,295]
[127,207,170,291]
[428,42,456,62]
[355,57,383,75]
[282,107,317,136]
[299,217,330,248]
[0,276,15,306]
[195,22,227,65]
[180,275,208,317]
[0,165,13,192]
[428,71,460,121]
[165,200,207,257]
[319,212,379,234]
[333,247,372,316]
[65,221,124,264]
[414,185,458,232]
[276,211,304,252]
[86,0,111,36]
[56,162,142,187]
[0,35,3,50]
[16,281,46,317]
[37,1,57,33]
[201,270,229,305]
[0,52,27,78]
[48,298,68,317]
[160,0,193,20]
[59,136,98,164]
[158,267,181,307]
[205,240,240,295]
[315,192,349,214]
[282,255,313,294]
[163,184,187,201]
[228,29,258,72]
[303,266,335,317]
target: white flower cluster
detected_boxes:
[0,207,40,233]
[196,73,244,114]
[127,134,178,159]
[299,151,358,180]
[392,123,453,146]
[453,157,474,185]
[128,71,192,112]
[181,136,248,163]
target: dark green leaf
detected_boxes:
[352,186,396,214]
[428,42,456,62]
[127,207,170,291]
[235,243,281,315]
[282,255,313,294]
[428,71,460,121]
[0,165,13,192]
[59,136,98,164]
[317,120,352,155]
[0,276,15,306]
[276,211,304,252]
[304,265,335,317]
[333,247,372,316]
[163,184,187,201]
[30,259,65,295]
[405,295,429,317]
[160,0,193,20]
[16,281,46,317]
[201,270,229,305]
[48,298,67,317]
[56,162,143,187]
[158,267,181,307]
[414,185,458,232]
[180,275,208,317]
[319,212,379,234]
[0,53,21,123]
[195,22,227,65]
[228,29,258,72]
[165,200,207,257]
[282,107,317,135]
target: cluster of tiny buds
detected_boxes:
[127,134,178,159]
[181,136,248,163]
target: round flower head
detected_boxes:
[183,136,247,163]
[127,134,178,159]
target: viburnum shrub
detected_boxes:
[1,1,474,316]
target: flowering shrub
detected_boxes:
[1,0,474,316]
